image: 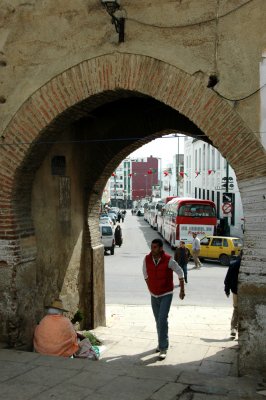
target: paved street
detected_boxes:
[105,212,231,307]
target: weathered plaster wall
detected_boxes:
[0,0,265,135]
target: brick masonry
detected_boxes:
[0,53,265,373]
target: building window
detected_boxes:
[195,150,198,170]
[212,148,215,170]
[212,190,215,202]
[199,149,202,171]
[203,189,205,199]
[195,187,197,198]
[216,151,221,169]
[207,190,209,199]
[224,158,227,168]
[199,188,201,198]
[51,156,66,176]
[207,145,210,169]
[203,145,206,170]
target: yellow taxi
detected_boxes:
[186,236,243,266]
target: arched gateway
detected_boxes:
[0,53,265,374]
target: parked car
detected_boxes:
[108,212,117,225]
[99,216,114,227]
[136,208,144,216]
[186,236,243,266]
[110,207,120,214]
[99,224,115,255]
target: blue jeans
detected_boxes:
[180,263,188,282]
[151,293,173,351]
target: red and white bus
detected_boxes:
[157,196,178,234]
[162,197,217,248]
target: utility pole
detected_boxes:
[223,161,230,236]
[177,136,179,196]
[114,175,117,207]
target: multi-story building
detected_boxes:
[109,158,132,208]
[160,154,184,199]
[184,137,244,238]
[131,156,158,201]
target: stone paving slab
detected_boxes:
[0,305,265,400]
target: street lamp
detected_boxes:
[144,174,147,198]
[101,0,125,42]
[157,157,162,199]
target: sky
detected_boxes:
[128,135,185,168]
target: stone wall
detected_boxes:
[0,0,265,374]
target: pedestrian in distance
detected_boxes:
[174,241,189,283]
[224,251,242,337]
[117,211,121,223]
[192,232,202,268]
[143,238,185,360]
[114,224,123,247]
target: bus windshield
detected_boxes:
[178,203,216,217]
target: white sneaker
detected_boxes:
[159,350,167,360]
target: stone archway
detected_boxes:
[0,53,265,374]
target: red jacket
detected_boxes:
[145,251,173,295]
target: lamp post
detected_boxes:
[114,175,117,207]
[101,0,125,42]
[144,174,147,198]
[177,136,180,196]
[158,157,162,199]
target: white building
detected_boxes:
[184,137,244,238]
[160,153,185,199]
[109,158,132,207]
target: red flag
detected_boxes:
[147,170,153,175]
[208,169,212,175]
[195,171,200,177]
[163,171,169,176]
[179,171,184,178]
[111,172,116,177]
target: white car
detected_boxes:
[99,224,115,255]
[99,216,114,227]
[136,208,144,216]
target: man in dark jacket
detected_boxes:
[224,252,242,337]
[174,241,190,283]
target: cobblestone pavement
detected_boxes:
[0,305,265,400]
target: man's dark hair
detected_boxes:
[151,238,163,248]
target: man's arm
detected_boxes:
[168,258,185,300]
[224,267,231,297]
[142,258,149,286]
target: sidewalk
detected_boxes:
[0,305,265,400]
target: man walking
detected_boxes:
[143,238,185,360]
[192,232,202,268]
[174,241,189,283]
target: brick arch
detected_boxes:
[1,53,265,184]
[0,53,266,374]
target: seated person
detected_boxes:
[34,299,79,357]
